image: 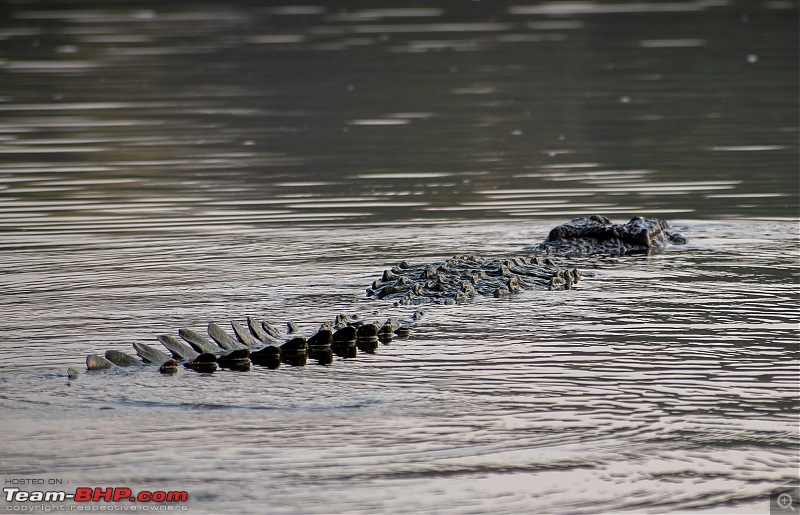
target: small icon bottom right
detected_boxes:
[772,485,799,514]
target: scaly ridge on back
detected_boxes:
[79,315,415,378]
[71,216,687,379]
[367,254,579,305]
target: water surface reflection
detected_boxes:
[0,0,797,237]
[0,1,797,513]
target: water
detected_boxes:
[1,1,798,513]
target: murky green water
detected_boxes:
[1,1,797,514]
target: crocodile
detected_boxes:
[75,314,406,377]
[72,215,684,377]
[532,215,686,256]
[366,255,579,305]
[365,216,684,305]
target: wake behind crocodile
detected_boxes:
[71,216,686,379]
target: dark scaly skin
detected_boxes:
[366,216,685,305]
[74,216,684,376]
[74,313,415,377]
[367,254,580,305]
[533,215,687,257]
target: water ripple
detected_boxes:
[0,1,797,512]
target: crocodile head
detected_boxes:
[535,215,686,256]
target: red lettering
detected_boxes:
[74,487,92,502]
[93,487,114,502]
[73,486,188,503]
[113,488,132,502]
[166,491,188,502]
